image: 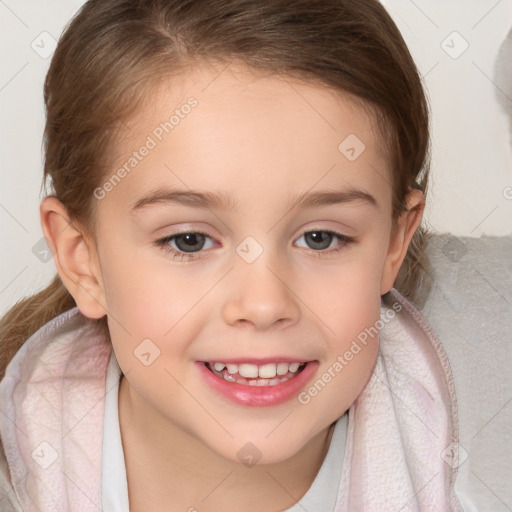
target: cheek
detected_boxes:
[99,240,207,332]
[299,291,381,423]
[309,337,379,422]
[99,246,221,386]
[300,248,384,326]
[300,256,383,411]
[326,280,381,379]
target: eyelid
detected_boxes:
[294,223,354,239]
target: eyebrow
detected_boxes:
[129,186,378,214]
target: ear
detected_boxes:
[40,196,107,319]
[380,189,425,295]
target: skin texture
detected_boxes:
[41,62,424,511]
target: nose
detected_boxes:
[221,254,301,331]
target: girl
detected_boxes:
[0,0,463,510]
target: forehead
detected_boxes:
[106,62,391,211]
[126,62,382,149]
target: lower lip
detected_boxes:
[195,361,319,407]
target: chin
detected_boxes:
[201,428,321,468]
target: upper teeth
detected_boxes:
[212,362,303,379]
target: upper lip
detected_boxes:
[200,357,314,364]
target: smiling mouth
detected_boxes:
[204,361,308,387]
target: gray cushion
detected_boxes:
[420,233,512,511]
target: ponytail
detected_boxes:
[0,275,76,381]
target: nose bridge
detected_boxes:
[221,237,300,329]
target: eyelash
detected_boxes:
[154,228,356,261]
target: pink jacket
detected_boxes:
[0,288,463,511]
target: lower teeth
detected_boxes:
[207,363,304,387]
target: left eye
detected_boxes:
[295,230,352,251]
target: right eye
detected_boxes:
[154,230,217,260]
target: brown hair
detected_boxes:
[0,0,433,381]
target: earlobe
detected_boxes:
[40,196,107,319]
[380,189,425,295]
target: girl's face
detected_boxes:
[87,63,419,464]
